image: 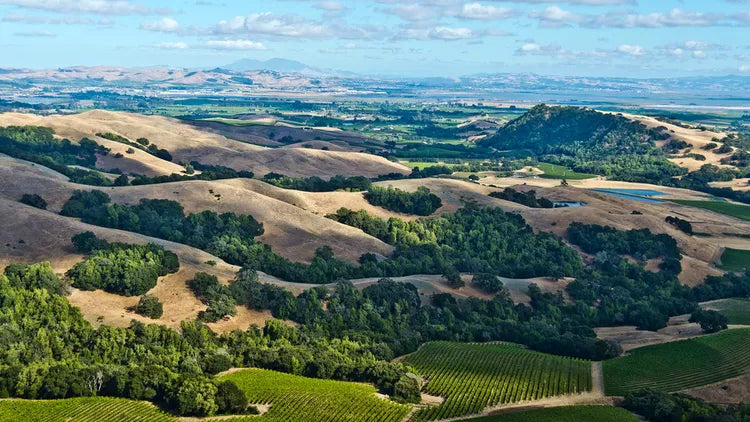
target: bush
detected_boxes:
[215,381,250,414]
[689,309,728,333]
[665,216,693,235]
[134,295,163,319]
[19,193,47,210]
[392,373,421,404]
[444,270,464,289]
[473,273,503,293]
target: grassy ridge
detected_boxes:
[403,342,592,421]
[0,397,175,422]
[457,406,640,422]
[537,163,597,180]
[218,368,412,422]
[603,328,750,396]
[668,199,750,221]
[703,298,750,325]
[718,248,750,272]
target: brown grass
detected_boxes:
[0,110,410,178]
[0,155,392,264]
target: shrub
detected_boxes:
[134,295,163,319]
[19,193,47,210]
[473,273,503,293]
[215,380,250,414]
[689,309,728,333]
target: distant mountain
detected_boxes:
[220,58,312,73]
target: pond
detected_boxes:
[592,188,666,203]
[553,201,586,208]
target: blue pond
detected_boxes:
[592,188,666,203]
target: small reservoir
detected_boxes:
[592,188,666,203]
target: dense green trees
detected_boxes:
[263,172,372,192]
[329,205,583,279]
[187,272,237,322]
[0,126,114,186]
[479,105,678,182]
[488,188,553,208]
[364,185,442,215]
[472,273,504,294]
[66,233,179,296]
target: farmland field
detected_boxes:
[718,248,750,271]
[456,406,640,422]
[603,328,750,395]
[537,163,597,180]
[702,298,750,325]
[0,397,175,422]
[668,200,750,221]
[402,342,592,421]
[218,368,412,422]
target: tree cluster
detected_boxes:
[66,233,179,296]
[489,188,553,208]
[262,172,372,192]
[364,185,442,215]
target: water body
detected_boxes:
[553,201,586,208]
[592,188,666,203]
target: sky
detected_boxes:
[1,0,749,78]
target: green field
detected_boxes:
[218,368,412,422]
[402,342,592,421]
[603,328,750,395]
[718,248,750,271]
[0,397,175,422]
[668,200,750,221]
[536,163,597,180]
[703,298,750,325]
[457,406,640,422]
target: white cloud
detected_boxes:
[529,6,583,27]
[215,13,331,38]
[155,41,188,49]
[2,12,112,25]
[520,43,541,52]
[617,44,645,56]
[315,1,345,11]
[740,65,750,73]
[140,17,179,32]
[206,39,267,50]
[0,0,162,15]
[429,26,474,40]
[14,29,55,37]
[458,3,519,20]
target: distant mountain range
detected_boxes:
[220,58,313,73]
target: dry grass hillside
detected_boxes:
[0,155,392,264]
[623,113,733,172]
[378,177,749,287]
[0,110,410,178]
[0,197,281,332]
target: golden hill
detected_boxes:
[0,110,410,178]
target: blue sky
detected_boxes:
[1,0,749,77]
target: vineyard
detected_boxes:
[402,341,592,421]
[218,368,413,422]
[456,405,640,422]
[603,328,750,395]
[702,298,750,324]
[0,397,175,422]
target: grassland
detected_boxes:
[536,163,597,180]
[456,406,639,422]
[718,248,750,271]
[0,397,175,422]
[602,328,750,396]
[402,342,592,421]
[218,368,412,422]
[668,199,750,221]
[703,298,750,325]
